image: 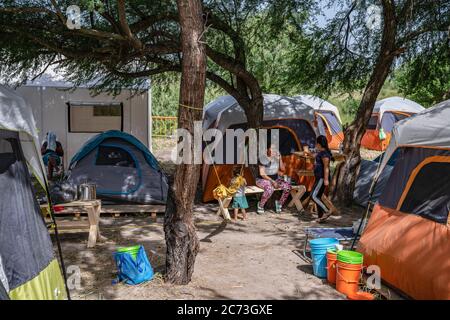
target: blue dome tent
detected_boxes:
[67,130,168,205]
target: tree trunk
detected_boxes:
[164,0,206,285]
[245,96,265,178]
[331,1,398,205]
[246,97,264,129]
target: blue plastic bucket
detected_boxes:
[309,238,340,278]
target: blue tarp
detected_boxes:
[70,130,160,171]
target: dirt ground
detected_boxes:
[55,139,375,300]
[58,202,365,300]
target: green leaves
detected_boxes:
[395,44,450,106]
[1,0,448,116]
[80,0,105,13]
[287,0,450,108]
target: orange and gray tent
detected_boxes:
[361,97,425,151]
[294,95,344,150]
[358,99,450,300]
[202,94,319,202]
[0,85,67,300]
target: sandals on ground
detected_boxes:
[316,212,332,223]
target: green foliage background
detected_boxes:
[151,2,449,126]
[151,74,404,125]
[151,73,225,117]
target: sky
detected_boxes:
[316,1,344,27]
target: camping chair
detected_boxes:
[298,200,377,263]
[299,227,357,263]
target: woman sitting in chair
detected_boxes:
[41,131,64,180]
[255,144,292,214]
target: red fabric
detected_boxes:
[358,204,450,299]
[53,205,64,213]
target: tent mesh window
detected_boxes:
[0,138,18,173]
[95,145,136,168]
[263,119,316,149]
[400,161,450,225]
[367,115,378,130]
[214,126,301,164]
[265,128,300,156]
[381,112,411,133]
[380,147,450,225]
[319,111,342,134]
[317,116,327,137]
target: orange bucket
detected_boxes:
[336,261,362,297]
[326,249,338,284]
[347,291,375,300]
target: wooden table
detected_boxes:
[292,151,346,162]
[216,185,307,220]
[102,204,166,221]
[42,200,104,248]
[292,151,314,162]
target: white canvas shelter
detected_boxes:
[13,74,152,167]
[203,94,317,132]
[294,95,342,123]
[373,96,425,120]
[377,99,450,179]
[0,85,47,186]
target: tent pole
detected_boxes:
[0,281,9,300]
[43,180,71,300]
[350,151,386,250]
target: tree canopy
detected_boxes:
[287,0,450,204]
[288,0,450,98]
[2,1,447,115]
[395,42,450,106]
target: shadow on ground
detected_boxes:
[53,201,362,300]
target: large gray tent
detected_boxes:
[0,85,66,300]
[353,159,394,207]
[66,130,168,205]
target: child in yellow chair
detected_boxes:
[230,166,248,221]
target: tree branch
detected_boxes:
[206,71,240,101]
[99,11,122,34]
[130,13,178,33]
[108,65,181,78]
[205,45,261,100]
[117,0,143,50]
[49,0,66,25]
[0,7,55,15]
[31,54,57,81]
[398,24,450,46]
